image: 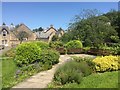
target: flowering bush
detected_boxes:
[92,55,119,72]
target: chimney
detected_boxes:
[50,24,53,28]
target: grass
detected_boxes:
[2,57,19,88]
[48,71,118,88]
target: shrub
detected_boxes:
[14,42,41,67]
[66,40,83,49]
[54,60,92,85]
[39,49,60,65]
[33,41,49,49]
[49,41,64,48]
[54,61,83,85]
[92,55,119,72]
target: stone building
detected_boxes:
[35,25,64,43]
[0,23,64,47]
[0,23,36,47]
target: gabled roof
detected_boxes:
[0,25,10,34]
[36,25,57,39]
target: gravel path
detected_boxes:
[12,54,95,89]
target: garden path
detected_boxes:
[12,54,94,89]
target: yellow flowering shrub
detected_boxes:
[92,55,120,72]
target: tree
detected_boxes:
[17,31,29,44]
[104,10,120,38]
[52,35,59,41]
[33,27,44,32]
[61,9,118,47]
[2,22,6,25]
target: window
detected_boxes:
[2,40,7,45]
[2,30,7,36]
[2,40,4,44]
[5,40,7,44]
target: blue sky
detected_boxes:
[2,2,118,30]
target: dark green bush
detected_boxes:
[39,49,60,65]
[33,41,50,49]
[14,42,41,67]
[49,41,64,48]
[66,40,83,49]
[54,61,83,85]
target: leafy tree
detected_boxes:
[17,31,29,44]
[2,22,6,25]
[52,35,59,41]
[61,9,118,47]
[104,10,120,38]
[58,27,63,31]
[33,27,44,32]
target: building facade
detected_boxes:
[0,23,64,47]
[0,23,36,47]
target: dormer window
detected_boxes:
[2,30,7,36]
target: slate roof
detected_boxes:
[0,25,10,34]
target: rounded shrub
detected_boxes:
[66,40,83,49]
[92,55,119,72]
[14,42,41,67]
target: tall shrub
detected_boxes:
[14,42,41,67]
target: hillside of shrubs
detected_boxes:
[2,41,60,88]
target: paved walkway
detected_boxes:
[12,54,94,89]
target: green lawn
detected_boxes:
[2,58,19,88]
[48,71,119,88]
